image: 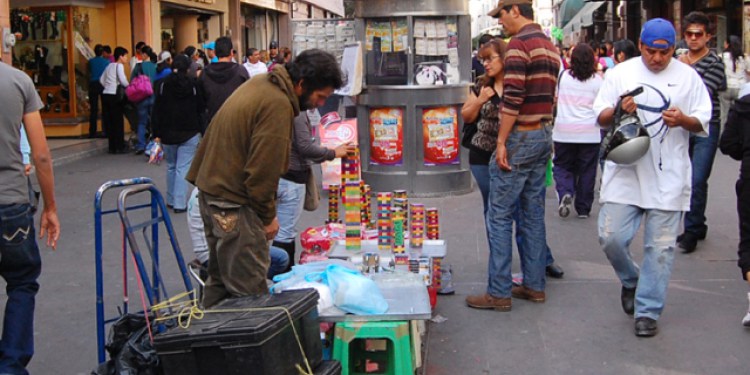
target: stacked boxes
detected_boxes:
[410,203,425,249]
[392,203,406,255]
[341,146,360,185]
[393,190,408,230]
[361,182,372,229]
[377,192,393,251]
[426,208,440,240]
[344,182,361,250]
[327,184,341,223]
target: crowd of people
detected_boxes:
[464,0,750,338]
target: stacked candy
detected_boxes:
[377,192,393,251]
[410,203,425,248]
[432,257,443,288]
[360,182,372,228]
[344,181,361,250]
[393,190,408,230]
[341,146,360,185]
[392,204,406,254]
[426,207,440,240]
[327,184,341,223]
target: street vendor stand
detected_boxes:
[353,0,473,196]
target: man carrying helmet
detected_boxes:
[593,18,712,337]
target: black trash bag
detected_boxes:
[91,313,166,375]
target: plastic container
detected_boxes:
[154,289,322,375]
[315,360,342,375]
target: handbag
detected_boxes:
[115,84,126,103]
[303,171,320,212]
[126,65,153,103]
[461,82,482,149]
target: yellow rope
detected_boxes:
[150,290,314,375]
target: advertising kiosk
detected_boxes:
[353,0,472,196]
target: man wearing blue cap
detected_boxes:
[593,18,712,337]
[203,41,218,64]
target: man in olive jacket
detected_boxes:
[187,49,342,307]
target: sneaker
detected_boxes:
[558,194,572,218]
[466,293,512,311]
[511,285,546,302]
[511,272,524,286]
[577,213,589,219]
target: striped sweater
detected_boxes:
[501,23,560,126]
[691,52,726,128]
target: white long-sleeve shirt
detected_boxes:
[100,62,129,95]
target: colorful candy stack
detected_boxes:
[426,207,440,240]
[360,182,372,228]
[432,257,443,288]
[392,204,406,254]
[341,146,360,186]
[410,203,425,249]
[327,184,341,223]
[344,181,361,250]
[393,190,408,230]
[377,192,393,251]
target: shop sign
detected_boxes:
[369,108,404,166]
[422,107,459,166]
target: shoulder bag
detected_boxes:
[461,82,482,149]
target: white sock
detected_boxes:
[743,292,750,327]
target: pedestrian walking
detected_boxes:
[720,35,748,125]
[552,43,603,219]
[100,46,129,154]
[466,0,559,312]
[675,11,727,254]
[0,59,60,374]
[200,37,249,125]
[150,54,204,213]
[243,47,267,79]
[594,18,711,337]
[718,83,750,327]
[186,49,343,308]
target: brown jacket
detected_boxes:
[186,65,300,225]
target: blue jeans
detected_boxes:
[0,204,42,375]
[684,125,719,237]
[470,163,491,218]
[135,95,154,151]
[486,128,552,297]
[513,187,555,269]
[164,134,200,210]
[598,203,681,320]
[268,246,290,279]
[274,178,305,244]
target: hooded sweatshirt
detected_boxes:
[200,61,249,121]
[187,65,300,225]
[151,73,205,144]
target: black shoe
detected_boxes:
[634,317,658,337]
[678,232,698,254]
[677,232,706,242]
[134,149,145,155]
[621,286,636,316]
[172,208,186,214]
[545,264,564,279]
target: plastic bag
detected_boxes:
[146,141,163,165]
[322,264,388,315]
[284,281,334,312]
[271,259,356,294]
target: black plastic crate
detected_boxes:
[315,360,342,375]
[154,289,322,375]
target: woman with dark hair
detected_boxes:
[150,54,205,212]
[461,38,507,216]
[99,46,129,154]
[721,35,749,124]
[613,39,637,64]
[552,43,603,219]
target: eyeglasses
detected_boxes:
[685,30,705,39]
[480,55,502,65]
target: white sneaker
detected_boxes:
[558,194,572,218]
[743,292,750,327]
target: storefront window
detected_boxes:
[11,7,72,116]
[364,17,408,85]
[72,6,100,119]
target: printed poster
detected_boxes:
[369,108,404,166]
[422,107,459,166]
[319,112,358,188]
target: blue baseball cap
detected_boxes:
[203,41,215,50]
[640,18,675,49]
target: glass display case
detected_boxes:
[353,0,472,196]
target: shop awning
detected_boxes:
[562,1,607,34]
[558,0,585,28]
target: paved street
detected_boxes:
[15,140,750,374]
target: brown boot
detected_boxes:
[511,285,546,302]
[465,293,512,311]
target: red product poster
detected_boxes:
[422,106,459,166]
[369,108,404,166]
[318,112,358,189]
